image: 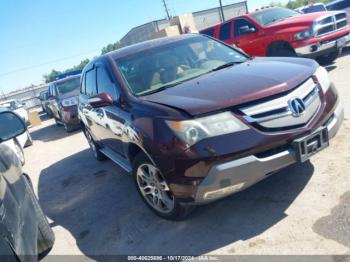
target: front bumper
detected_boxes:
[295,33,350,57]
[194,102,344,204]
[61,105,80,126]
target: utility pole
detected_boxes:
[219,0,225,22]
[162,0,171,20]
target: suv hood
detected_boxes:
[266,11,340,28]
[141,57,319,116]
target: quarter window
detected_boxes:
[219,22,232,41]
[201,28,215,37]
[85,69,97,96]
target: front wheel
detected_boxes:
[14,139,25,166]
[84,128,106,161]
[316,50,340,65]
[133,153,193,220]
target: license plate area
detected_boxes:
[293,127,329,162]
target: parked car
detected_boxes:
[0,107,33,166]
[0,99,29,124]
[0,109,54,261]
[200,7,350,64]
[39,90,52,116]
[297,3,327,13]
[78,34,343,220]
[327,0,350,26]
[47,75,81,132]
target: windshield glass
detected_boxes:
[117,36,247,96]
[302,5,326,13]
[55,77,80,96]
[0,101,18,110]
[251,7,299,26]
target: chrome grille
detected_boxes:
[240,79,321,130]
[315,12,348,37]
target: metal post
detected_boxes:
[219,0,225,22]
[162,0,171,20]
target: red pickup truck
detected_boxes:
[201,7,350,64]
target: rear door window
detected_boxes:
[85,69,97,97]
[219,22,232,41]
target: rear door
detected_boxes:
[218,20,234,45]
[232,18,263,56]
[95,63,124,155]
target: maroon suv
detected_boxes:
[78,34,343,220]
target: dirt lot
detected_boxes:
[23,49,350,258]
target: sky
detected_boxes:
[0,0,288,93]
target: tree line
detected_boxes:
[43,41,123,83]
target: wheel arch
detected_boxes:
[127,143,156,166]
[267,40,294,56]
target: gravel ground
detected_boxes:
[23,49,350,259]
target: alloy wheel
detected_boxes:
[136,163,175,213]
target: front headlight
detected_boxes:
[61,97,78,107]
[313,66,331,93]
[295,28,314,41]
[166,112,249,146]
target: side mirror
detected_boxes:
[0,112,26,143]
[88,92,113,108]
[240,26,255,34]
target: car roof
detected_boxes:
[0,99,16,104]
[50,74,81,85]
[105,34,201,60]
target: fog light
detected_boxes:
[204,183,245,200]
[310,45,318,52]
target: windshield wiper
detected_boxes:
[211,61,244,72]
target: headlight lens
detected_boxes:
[313,66,331,93]
[295,28,313,41]
[61,97,78,107]
[166,112,249,146]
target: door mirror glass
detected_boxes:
[0,112,26,142]
[88,92,113,108]
[239,25,255,34]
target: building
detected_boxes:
[0,84,48,109]
[120,1,248,46]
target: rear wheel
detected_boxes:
[84,128,106,161]
[14,139,25,166]
[133,153,193,220]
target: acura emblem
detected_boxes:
[288,97,306,117]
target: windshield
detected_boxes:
[251,7,299,26]
[117,36,247,96]
[302,5,326,13]
[327,0,350,10]
[55,77,80,96]
[0,101,18,110]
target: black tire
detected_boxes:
[316,50,340,65]
[83,128,106,161]
[23,175,55,256]
[268,42,297,57]
[14,139,25,166]
[24,131,33,147]
[64,122,75,133]
[54,117,63,126]
[132,152,193,220]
